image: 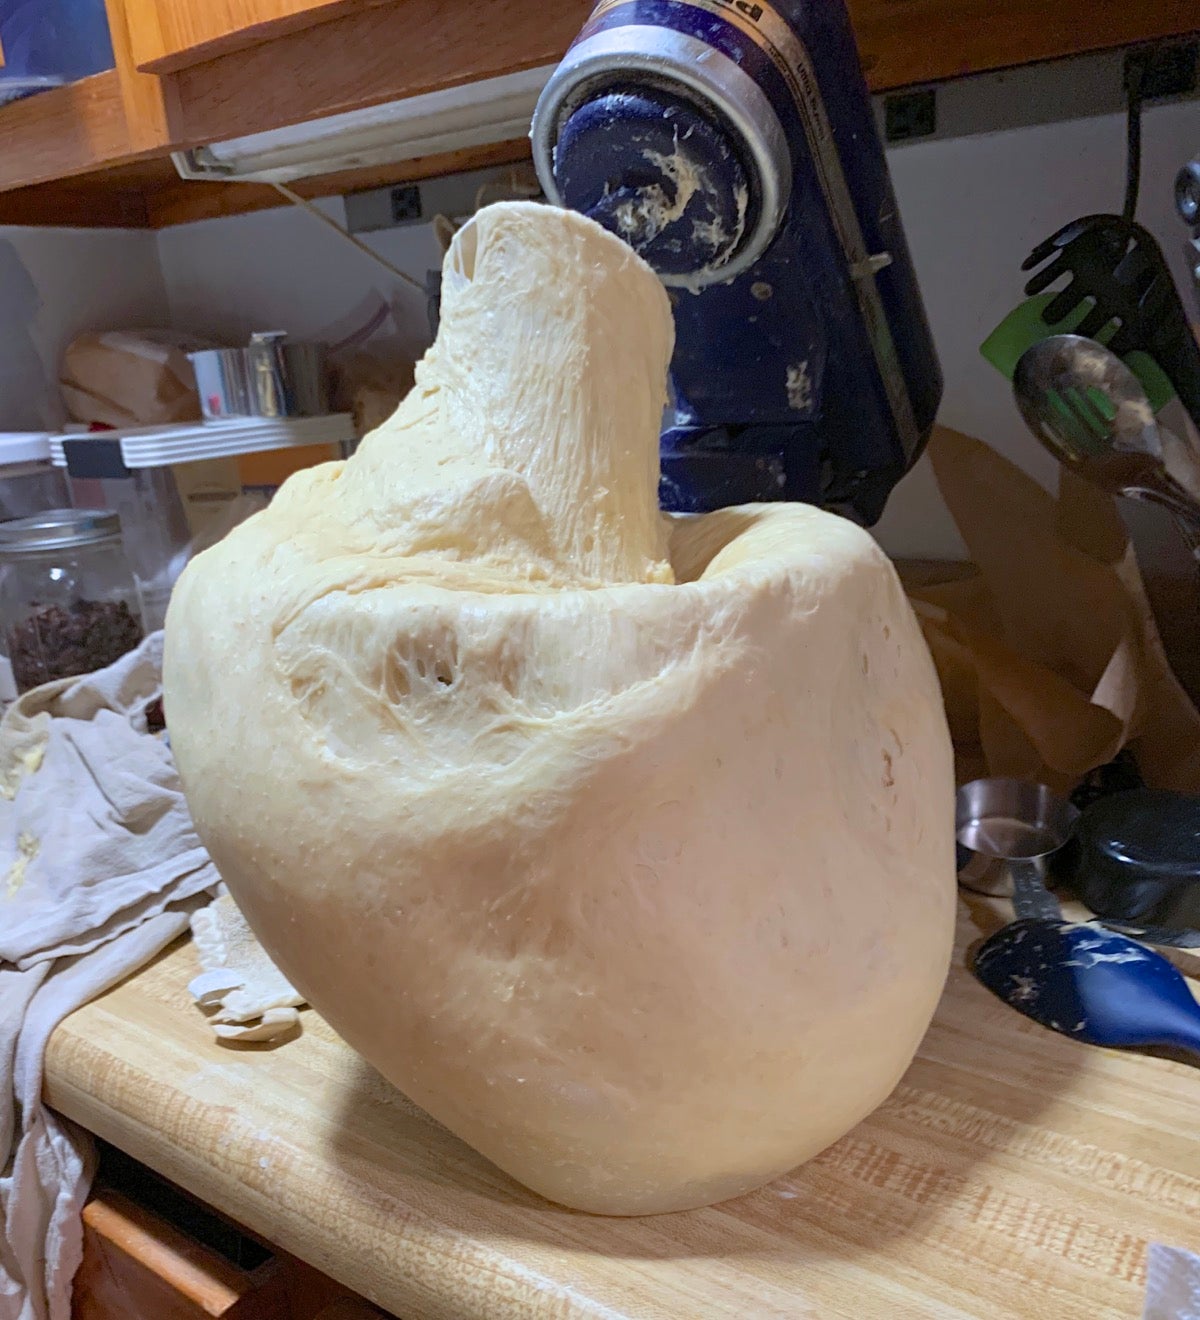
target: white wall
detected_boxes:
[153,97,1200,559]
[876,96,1200,558]
[0,227,168,429]
[155,199,442,366]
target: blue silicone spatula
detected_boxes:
[973,918,1200,1059]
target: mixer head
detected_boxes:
[530,0,942,524]
[531,23,792,287]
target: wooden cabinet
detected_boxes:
[0,0,1195,228]
[119,0,1200,89]
[123,0,371,75]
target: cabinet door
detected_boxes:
[124,0,377,74]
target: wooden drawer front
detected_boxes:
[74,1189,289,1319]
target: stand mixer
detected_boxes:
[531,0,943,522]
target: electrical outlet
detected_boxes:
[1125,40,1198,100]
[884,89,936,143]
[346,165,521,234]
[389,185,422,223]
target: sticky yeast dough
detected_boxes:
[164,202,955,1215]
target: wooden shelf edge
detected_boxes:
[0,72,143,194]
[131,0,375,76]
[852,2,1200,91]
[0,138,534,230]
[0,179,152,228]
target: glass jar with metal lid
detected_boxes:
[0,508,143,694]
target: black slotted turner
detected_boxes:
[1022,213,1200,430]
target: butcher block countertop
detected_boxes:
[44,897,1199,1320]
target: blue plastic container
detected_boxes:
[0,0,115,104]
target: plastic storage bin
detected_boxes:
[0,0,115,104]
[0,509,142,694]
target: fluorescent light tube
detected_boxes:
[173,64,556,185]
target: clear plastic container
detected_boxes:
[0,509,142,693]
[54,419,354,630]
[63,449,194,635]
[0,0,115,104]
[0,434,68,519]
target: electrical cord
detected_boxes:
[269,181,425,292]
[269,169,545,290]
[1123,56,1144,222]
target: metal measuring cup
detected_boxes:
[956,778,1079,920]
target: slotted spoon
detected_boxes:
[1022,213,1200,430]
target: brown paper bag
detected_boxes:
[906,426,1200,793]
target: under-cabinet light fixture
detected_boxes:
[172,64,556,185]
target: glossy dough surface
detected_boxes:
[165,202,955,1215]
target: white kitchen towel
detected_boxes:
[0,633,220,1320]
[1145,1244,1200,1320]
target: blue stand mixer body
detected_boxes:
[531,0,942,522]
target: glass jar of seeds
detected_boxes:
[0,509,143,694]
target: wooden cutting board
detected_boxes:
[45,901,1200,1320]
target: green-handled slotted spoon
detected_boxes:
[982,294,1175,413]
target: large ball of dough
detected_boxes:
[165,202,955,1215]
